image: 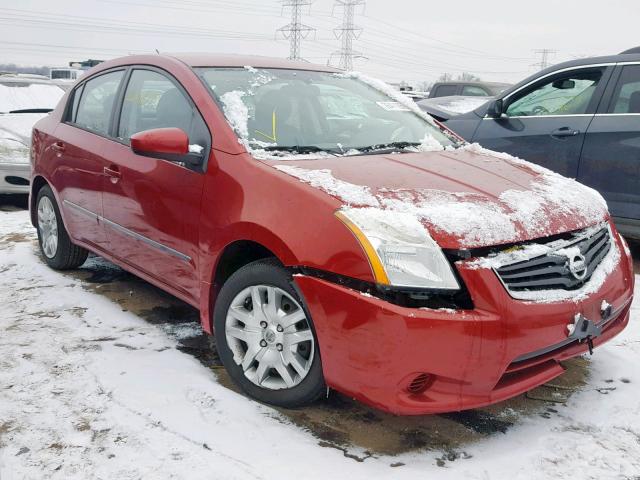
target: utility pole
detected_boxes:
[532,49,557,70]
[277,0,315,61]
[331,0,365,71]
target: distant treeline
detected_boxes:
[0,64,50,76]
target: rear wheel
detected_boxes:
[213,259,325,408]
[36,185,88,270]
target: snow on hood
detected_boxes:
[0,82,64,113]
[0,113,46,164]
[419,95,491,115]
[272,143,609,249]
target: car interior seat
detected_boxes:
[155,88,193,133]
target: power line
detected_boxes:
[330,0,365,71]
[532,48,557,70]
[277,0,315,61]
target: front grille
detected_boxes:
[495,226,611,292]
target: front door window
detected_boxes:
[506,70,603,117]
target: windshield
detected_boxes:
[0,82,64,113]
[195,67,457,156]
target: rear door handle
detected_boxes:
[551,127,580,138]
[103,165,122,183]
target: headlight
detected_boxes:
[335,208,460,290]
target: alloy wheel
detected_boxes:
[37,196,58,259]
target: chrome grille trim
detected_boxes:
[494,224,611,294]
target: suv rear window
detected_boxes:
[74,70,124,135]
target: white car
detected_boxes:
[0,75,64,194]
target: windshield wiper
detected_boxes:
[352,141,422,154]
[6,108,53,114]
[263,145,340,155]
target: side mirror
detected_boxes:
[486,98,504,118]
[552,79,576,90]
[131,127,189,156]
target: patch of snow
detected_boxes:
[379,189,519,247]
[516,241,620,303]
[1,210,640,479]
[466,223,605,270]
[272,142,608,248]
[219,90,249,140]
[0,83,64,112]
[274,165,379,207]
[464,224,621,304]
[339,206,434,245]
[433,97,490,114]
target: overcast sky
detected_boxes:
[1,0,638,84]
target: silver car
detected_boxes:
[0,74,64,194]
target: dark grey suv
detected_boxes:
[424,52,640,239]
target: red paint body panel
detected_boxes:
[296,230,633,414]
[29,54,634,414]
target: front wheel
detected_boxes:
[213,259,325,408]
[36,185,88,270]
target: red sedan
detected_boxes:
[29,54,633,414]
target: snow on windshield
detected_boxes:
[0,82,64,113]
[199,67,456,160]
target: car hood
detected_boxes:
[270,144,609,249]
[418,95,491,121]
[0,113,45,164]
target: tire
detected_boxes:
[35,185,88,270]
[213,258,325,408]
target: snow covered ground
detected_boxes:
[1,207,639,479]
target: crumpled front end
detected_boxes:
[294,222,634,415]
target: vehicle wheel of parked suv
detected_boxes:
[36,185,88,270]
[213,259,325,408]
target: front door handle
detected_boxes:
[551,127,580,138]
[103,165,122,183]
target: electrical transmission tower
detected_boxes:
[532,49,557,70]
[278,0,315,61]
[331,0,365,71]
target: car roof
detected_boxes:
[434,81,510,87]
[498,53,640,99]
[169,53,341,72]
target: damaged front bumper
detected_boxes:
[293,225,634,415]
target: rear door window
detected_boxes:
[610,65,640,113]
[74,70,124,135]
[117,69,195,141]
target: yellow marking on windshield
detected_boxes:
[255,110,277,142]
